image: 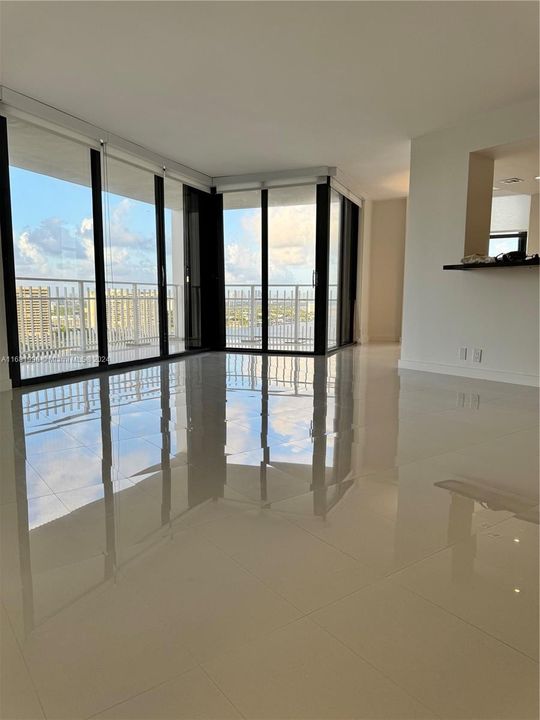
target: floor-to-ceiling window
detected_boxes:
[8,117,99,379]
[2,111,218,387]
[327,189,342,350]
[164,177,185,354]
[220,182,359,356]
[102,154,160,364]
[268,186,317,352]
[223,191,262,349]
[4,109,360,389]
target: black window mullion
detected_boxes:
[0,116,21,386]
[183,184,191,350]
[154,174,168,358]
[261,189,268,352]
[314,181,330,355]
[213,191,226,350]
[336,194,345,348]
[90,148,109,368]
[517,231,527,254]
[338,199,348,346]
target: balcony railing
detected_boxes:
[15,277,339,362]
[225,283,325,349]
[15,277,181,362]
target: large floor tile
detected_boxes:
[284,465,495,575]
[428,427,539,505]
[225,450,313,505]
[312,580,539,719]
[1,345,537,720]
[434,400,539,435]
[18,426,83,457]
[118,526,302,663]
[392,517,539,660]
[94,667,241,719]
[63,416,135,447]
[204,617,434,719]
[18,576,197,719]
[199,509,377,611]
[86,437,170,480]
[27,447,106,493]
[0,607,44,720]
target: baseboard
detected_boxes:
[398,358,539,387]
[366,336,401,344]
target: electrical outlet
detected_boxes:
[459,347,468,361]
[473,348,483,364]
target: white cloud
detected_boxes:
[226,203,316,286]
[224,242,261,284]
[105,246,129,265]
[17,231,48,275]
[82,236,95,263]
[108,198,146,248]
[80,217,93,235]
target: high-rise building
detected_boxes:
[16,285,51,343]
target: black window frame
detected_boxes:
[488,231,528,256]
[219,180,358,358]
[0,114,217,389]
[1,111,361,390]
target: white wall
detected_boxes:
[356,199,372,344]
[400,98,539,386]
[367,198,407,343]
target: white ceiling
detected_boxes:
[1,1,538,199]
[488,139,540,197]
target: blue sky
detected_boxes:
[10,167,159,285]
[223,207,262,285]
[10,166,317,289]
[224,204,316,286]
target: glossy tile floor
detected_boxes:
[1,345,538,719]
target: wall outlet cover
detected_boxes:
[459,347,468,361]
[473,348,483,363]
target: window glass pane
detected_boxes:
[164,178,185,354]
[488,235,521,256]
[8,117,98,379]
[327,190,342,349]
[223,191,262,349]
[184,187,205,350]
[268,185,316,352]
[102,155,159,364]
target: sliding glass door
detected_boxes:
[223,191,262,349]
[222,186,316,353]
[2,112,217,386]
[102,155,161,365]
[8,117,99,379]
[220,183,358,355]
[268,186,317,352]
[164,177,185,354]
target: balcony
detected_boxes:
[14,278,338,377]
[15,277,180,377]
[225,283,337,351]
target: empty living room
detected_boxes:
[0,2,538,719]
